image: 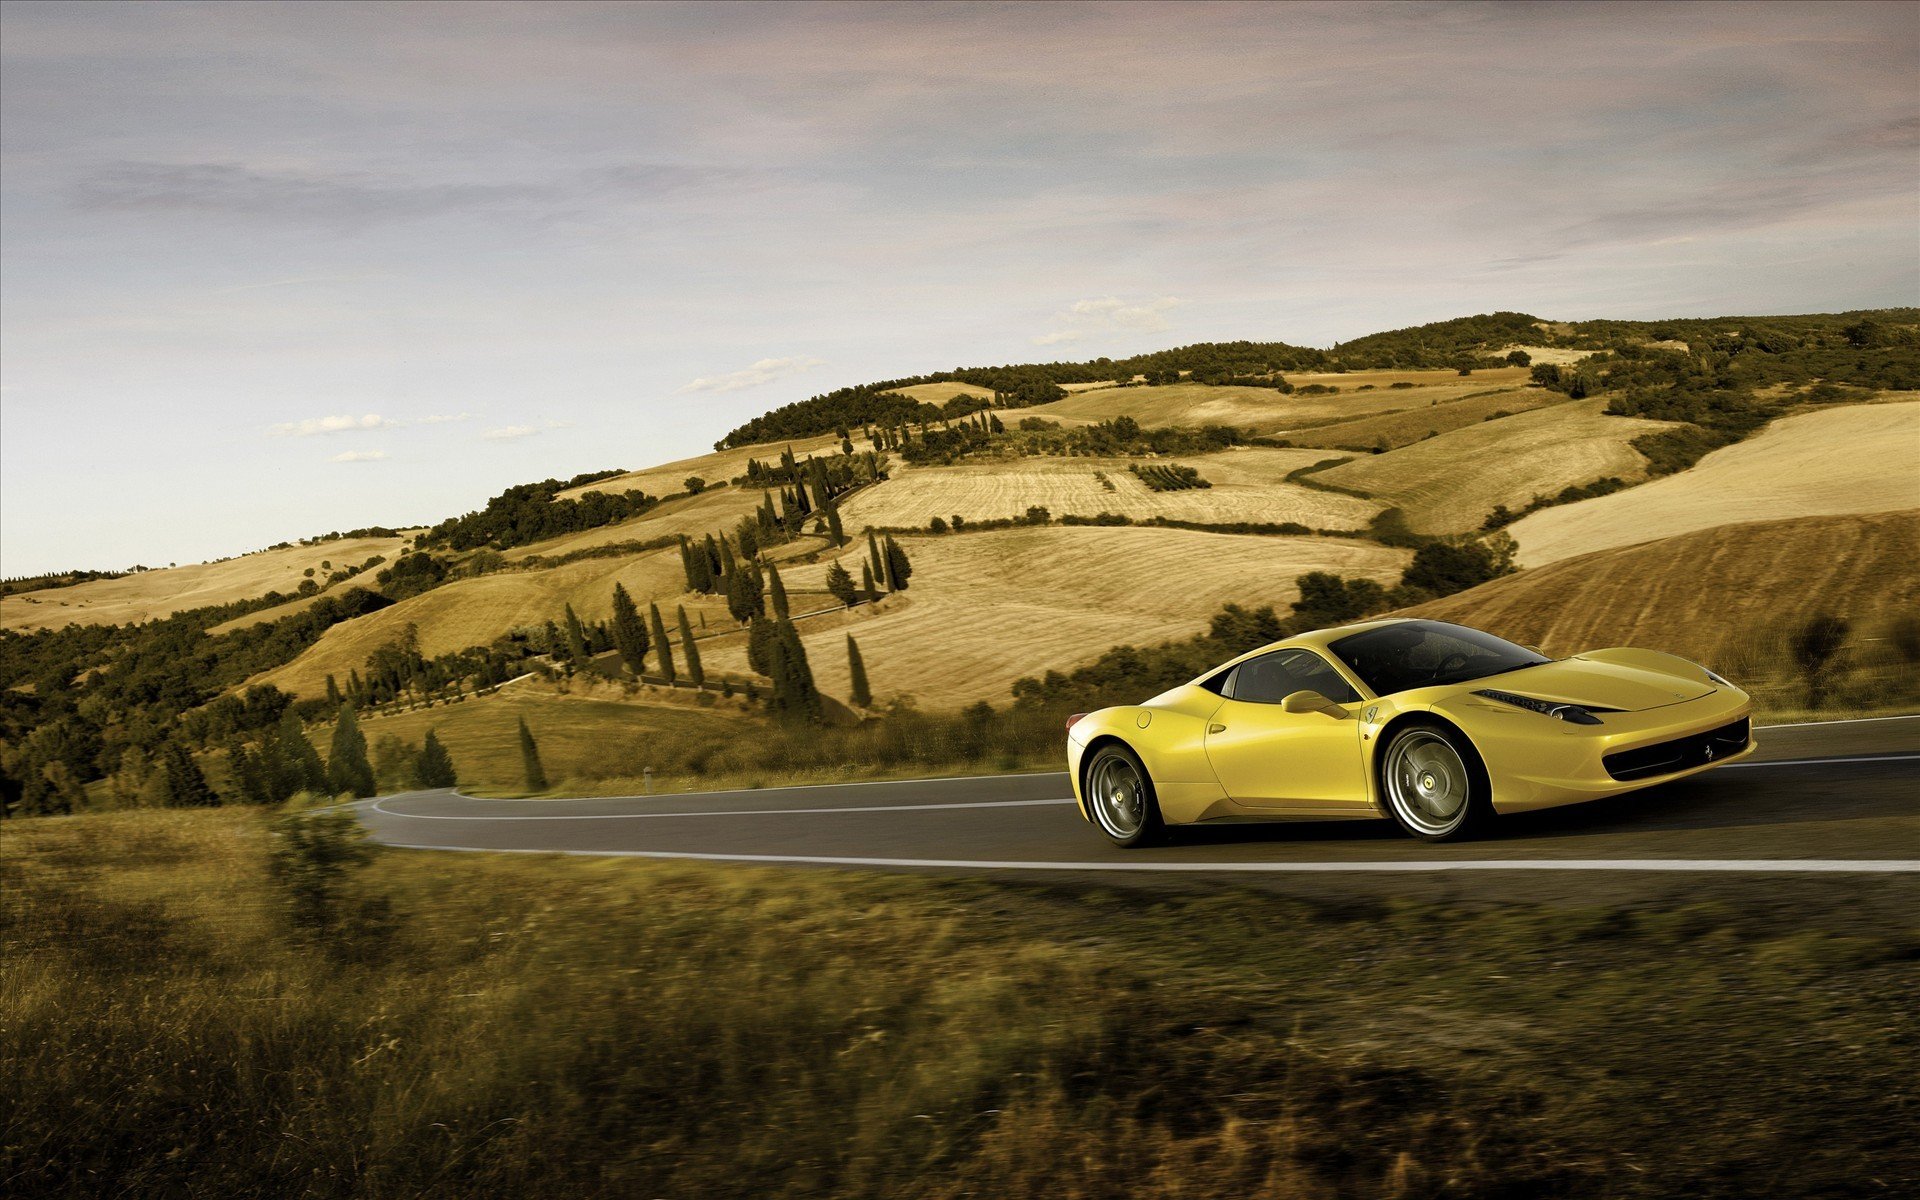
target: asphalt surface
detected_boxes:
[356,716,1920,885]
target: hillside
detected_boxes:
[1285,385,1555,451]
[1313,398,1675,534]
[1007,372,1528,435]
[838,448,1381,530]
[551,432,846,502]
[699,526,1410,710]
[1403,510,1920,666]
[1509,398,1920,566]
[0,534,408,633]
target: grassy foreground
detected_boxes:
[4,809,1918,1198]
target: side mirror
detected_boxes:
[1281,690,1345,717]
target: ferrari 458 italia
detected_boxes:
[1066,618,1754,843]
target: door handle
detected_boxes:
[1208,723,1226,734]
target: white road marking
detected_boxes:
[377,842,1920,874]
[1755,714,1920,729]
[369,796,1078,821]
[1722,754,1920,769]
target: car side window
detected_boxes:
[1227,650,1360,705]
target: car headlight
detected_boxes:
[1473,688,1607,725]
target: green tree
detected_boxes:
[1505,349,1532,367]
[564,603,592,665]
[328,704,377,798]
[610,584,650,676]
[747,616,777,676]
[159,740,220,808]
[768,560,791,620]
[883,536,914,590]
[861,562,878,603]
[868,531,886,589]
[677,605,705,688]
[325,674,343,706]
[824,500,846,547]
[414,730,458,788]
[767,619,822,723]
[517,718,548,791]
[1292,572,1389,626]
[649,603,676,683]
[1400,541,1506,598]
[847,635,872,708]
[825,560,858,607]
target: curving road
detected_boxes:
[356,716,1920,884]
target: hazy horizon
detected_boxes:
[4,0,1916,577]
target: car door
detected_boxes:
[1203,649,1369,813]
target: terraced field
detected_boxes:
[1,534,408,632]
[838,448,1380,530]
[1405,510,1920,667]
[701,525,1411,709]
[1509,399,1920,566]
[1314,398,1674,534]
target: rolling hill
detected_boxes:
[1508,398,1920,566]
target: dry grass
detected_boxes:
[503,483,768,561]
[839,448,1380,530]
[702,526,1409,709]
[1315,398,1673,533]
[250,549,730,699]
[338,678,750,789]
[1403,510,1920,667]
[553,433,846,501]
[1510,399,1920,566]
[1287,386,1554,451]
[885,381,996,404]
[1,535,408,632]
[1009,376,1495,434]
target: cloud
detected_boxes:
[271,413,401,437]
[481,425,541,441]
[1033,296,1184,346]
[678,355,826,394]
[329,449,389,463]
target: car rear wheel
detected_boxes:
[1380,723,1491,841]
[1085,743,1164,847]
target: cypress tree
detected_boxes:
[768,560,791,620]
[868,531,886,588]
[649,603,676,683]
[518,718,548,791]
[770,619,822,724]
[824,500,845,547]
[747,616,776,675]
[826,560,858,607]
[884,537,914,590]
[229,740,270,805]
[610,583,650,675]
[325,674,343,707]
[847,635,872,708]
[328,703,377,798]
[677,606,705,687]
[159,740,219,808]
[564,603,591,664]
[679,535,697,590]
[718,535,738,578]
[415,730,457,788]
[278,710,329,796]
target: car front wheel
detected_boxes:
[1379,722,1492,841]
[1084,743,1164,847]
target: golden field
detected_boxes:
[885,381,996,405]
[1509,399,1920,566]
[1286,386,1553,451]
[1404,510,1920,666]
[503,483,768,561]
[838,448,1381,530]
[553,432,846,502]
[701,526,1410,709]
[2,534,408,632]
[1009,374,1508,434]
[1314,398,1674,533]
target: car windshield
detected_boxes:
[1328,621,1550,696]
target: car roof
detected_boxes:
[1199,616,1419,681]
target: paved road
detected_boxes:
[356,716,1920,883]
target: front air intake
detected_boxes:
[1602,718,1750,782]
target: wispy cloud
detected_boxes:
[678,356,826,394]
[1034,296,1184,346]
[329,449,389,463]
[271,413,401,437]
[481,425,541,441]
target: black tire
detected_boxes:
[1377,720,1493,842]
[1083,742,1165,847]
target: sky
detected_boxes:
[2,1,1916,577]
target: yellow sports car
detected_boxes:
[1065,618,1754,843]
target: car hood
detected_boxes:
[1464,657,1714,713]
